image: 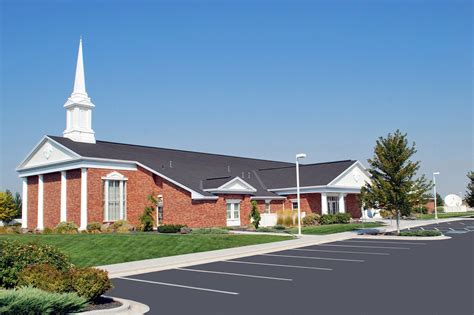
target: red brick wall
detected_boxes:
[87,167,160,226]
[66,169,81,227]
[345,193,361,218]
[27,176,38,230]
[281,193,322,215]
[43,172,61,228]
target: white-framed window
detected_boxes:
[327,196,339,215]
[157,195,163,225]
[264,200,271,214]
[102,172,127,222]
[292,201,298,211]
[226,200,240,220]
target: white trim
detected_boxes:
[17,137,218,201]
[249,196,286,200]
[104,180,109,221]
[203,177,257,194]
[102,171,128,181]
[321,192,328,215]
[119,181,124,220]
[327,160,371,186]
[226,199,242,203]
[37,175,44,230]
[339,193,346,213]
[21,178,28,229]
[80,168,87,230]
[16,136,81,170]
[60,171,67,222]
[270,186,361,195]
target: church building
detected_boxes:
[16,40,371,230]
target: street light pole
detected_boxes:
[433,172,440,221]
[296,153,306,237]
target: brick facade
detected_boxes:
[43,172,61,228]
[25,167,362,229]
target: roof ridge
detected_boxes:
[48,135,293,165]
[258,160,355,171]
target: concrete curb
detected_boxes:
[354,235,451,241]
[73,296,150,314]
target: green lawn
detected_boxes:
[288,222,383,235]
[416,211,474,220]
[0,233,292,267]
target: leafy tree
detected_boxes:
[13,192,22,218]
[249,200,261,229]
[360,130,431,233]
[435,193,444,207]
[0,191,17,223]
[139,194,156,231]
[465,171,474,207]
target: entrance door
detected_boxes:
[327,196,339,215]
[226,201,241,226]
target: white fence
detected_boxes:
[260,213,277,227]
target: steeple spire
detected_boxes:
[63,38,96,144]
[72,37,87,96]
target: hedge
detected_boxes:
[157,224,186,233]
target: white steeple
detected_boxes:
[63,38,96,143]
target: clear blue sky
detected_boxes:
[1,0,472,197]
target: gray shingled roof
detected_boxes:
[49,136,356,197]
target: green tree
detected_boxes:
[6,190,22,218]
[249,200,261,229]
[139,194,156,231]
[465,171,474,207]
[435,193,444,207]
[360,130,432,233]
[0,191,17,223]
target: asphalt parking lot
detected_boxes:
[109,220,473,315]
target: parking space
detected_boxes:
[110,220,473,315]
[405,220,474,235]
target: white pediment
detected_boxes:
[329,162,371,188]
[205,177,257,193]
[17,137,80,170]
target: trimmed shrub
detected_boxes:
[379,210,393,219]
[54,222,78,234]
[191,228,228,234]
[319,214,336,225]
[273,224,286,230]
[43,227,54,234]
[0,240,71,289]
[0,287,87,315]
[334,213,351,224]
[86,222,102,233]
[111,220,128,230]
[100,223,113,233]
[157,224,186,233]
[0,226,20,234]
[302,213,320,226]
[70,267,112,302]
[18,264,71,293]
[249,201,261,229]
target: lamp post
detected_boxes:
[433,172,440,221]
[296,153,307,237]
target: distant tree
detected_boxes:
[435,192,444,207]
[249,201,261,229]
[0,191,17,223]
[465,171,474,207]
[360,130,432,233]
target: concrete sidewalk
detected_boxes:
[99,217,471,278]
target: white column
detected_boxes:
[60,171,67,222]
[339,194,346,213]
[21,178,28,229]
[119,181,124,220]
[321,193,328,215]
[104,180,109,221]
[37,175,44,230]
[80,168,88,230]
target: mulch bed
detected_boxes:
[82,296,122,312]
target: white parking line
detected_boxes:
[420,227,425,230]
[262,253,364,262]
[459,222,465,225]
[449,228,455,231]
[344,240,426,245]
[176,267,292,281]
[434,227,439,231]
[464,228,471,231]
[223,260,333,271]
[117,277,239,295]
[318,244,410,250]
[288,248,390,255]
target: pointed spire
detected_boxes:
[72,37,87,96]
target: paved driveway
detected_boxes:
[109,220,473,315]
